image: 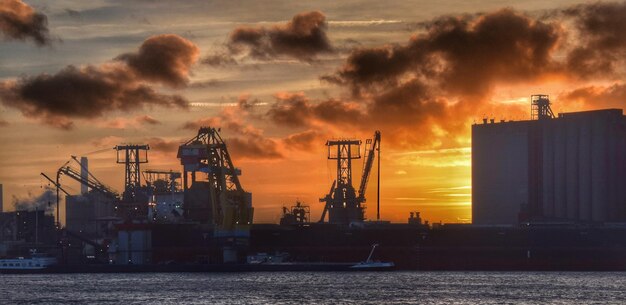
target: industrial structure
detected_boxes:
[3,105,626,271]
[115,145,150,219]
[320,131,381,224]
[472,95,626,225]
[177,127,253,232]
[280,201,310,225]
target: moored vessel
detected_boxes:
[350,244,395,271]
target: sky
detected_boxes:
[1,0,625,224]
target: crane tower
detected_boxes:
[177,127,253,231]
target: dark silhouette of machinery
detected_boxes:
[531,94,555,120]
[280,201,310,225]
[115,145,149,201]
[115,144,150,219]
[358,131,381,220]
[143,170,181,195]
[320,131,381,224]
[177,127,253,231]
[44,156,119,227]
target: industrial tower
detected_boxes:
[115,144,150,219]
[115,145,149,201]
[531,95,555,120]
[320,131,381,224]
[177,127,253,232]
[320,138,362,224]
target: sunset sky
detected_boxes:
[1,0,625,224]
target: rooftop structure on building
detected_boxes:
[472,95,626,225]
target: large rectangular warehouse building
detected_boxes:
[472,107,626,225]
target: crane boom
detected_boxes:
[58,166,118,199]
[40,172,70,196]
[318,180,336,223]
[357,131,381,203]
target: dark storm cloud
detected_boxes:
[0,0,52,46]
[312,98,365,126]
[0,34,198,129]
[136,115,161,125]
[320,44,418,91]
[327,9,560,97]
[367,80,445,125]
[264,87,449,147]
[561,83,626,109]
[0,65,188,129]
[266,93,365,129]
[147,137,181,153]
[201,53,237,67]
[266,93,313,127]
[117,34,200,88]
[225,137,283,160]
[310,7,619,147]
[204,11,333,65]
[563,2,626,77]
[282,130,324,151]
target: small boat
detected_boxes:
[0,250,58,271]
[350,244,395,271]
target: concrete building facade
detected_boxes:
[66,192,116,238]
[472,109,626,225]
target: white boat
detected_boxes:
[0,251,58,270]
[350,244,395,270]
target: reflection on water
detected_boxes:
[1,272,625,304]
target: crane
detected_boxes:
[318,180,336,223]
[57,165,118,199]
[178,127,253,230]
[40,172,70,228]
[357,131,381,220]
[318,131,381,223]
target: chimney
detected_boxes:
[0,183,3,212]
[81,157,89,194]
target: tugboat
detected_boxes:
[350,244,395,271]
[0,250,58,273]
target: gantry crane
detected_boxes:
[178,127,253,231]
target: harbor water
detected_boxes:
[1,271,625,304]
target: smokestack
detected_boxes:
[81,157,89,194]
[0,183,3,213]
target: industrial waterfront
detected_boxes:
[0,95,625,272]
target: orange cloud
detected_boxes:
[0,34,197,129]
[0,0,51,46]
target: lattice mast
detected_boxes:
[531,95,555,120]
[178,127,253,230]
[115,144,149,201]
[319,138,363,224]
